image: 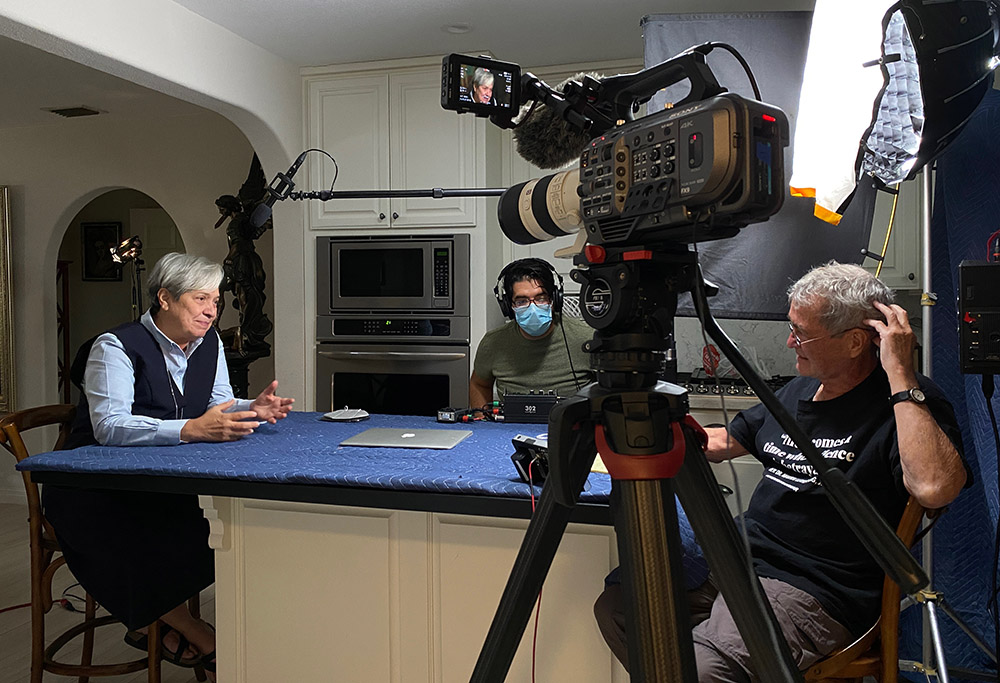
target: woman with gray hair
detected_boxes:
[472,67,495,104]
[45,251,293,679]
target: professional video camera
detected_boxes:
[441,47,790,248]
[444,47,927,683]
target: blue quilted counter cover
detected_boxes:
[18,412,609,499]
[19,412,612,500]
[18,411,708,588]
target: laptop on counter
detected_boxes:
[339,427,473,450]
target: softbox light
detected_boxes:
[862,0,999,186]
[792,0,999,224]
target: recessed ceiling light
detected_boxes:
[443,23,472,34]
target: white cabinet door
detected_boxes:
[307,73,390,229]
[389,68,478,228]
[307,67,478,230]
[865,177,924,290]
[210,497,625,682]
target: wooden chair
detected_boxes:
[0,404,205,683]
[804,497,929,683]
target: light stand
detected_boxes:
[110,236,144,322]
[896,172,999,682]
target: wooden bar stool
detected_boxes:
[1,404,204,683]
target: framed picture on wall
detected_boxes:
[0,186,14,414]
[81,221,122,282]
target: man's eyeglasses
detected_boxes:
[512,294,552,310]
[787,322,866,347]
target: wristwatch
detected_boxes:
[889,387,927,406]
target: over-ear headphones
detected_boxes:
[493,258,564,319]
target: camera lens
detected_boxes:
[498,169,584,245]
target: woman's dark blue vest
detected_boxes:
[67,322,219,448]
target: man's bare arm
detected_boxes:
[704,426,749,463]
[469,371,494,409]
[868,302,967,508]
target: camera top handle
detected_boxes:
[491,43,728,137]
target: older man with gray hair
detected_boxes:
[595,261,969,682]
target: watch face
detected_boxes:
[911,388,926,403]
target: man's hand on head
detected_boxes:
[865,302,918,383]
[250,380,295,423]
[181,400,259,442]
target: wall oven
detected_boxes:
[315,234,470,415]
[315,343,469,416]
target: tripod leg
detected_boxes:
[613,477,697,682]
[469,409,596,683]
[925,599,951,683]
[936,596,998,663]
[673,426,803,683]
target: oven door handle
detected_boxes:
[317,351,468,361]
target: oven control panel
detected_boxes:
[332,318,452,337]
[318,314,469,344]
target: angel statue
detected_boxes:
[214,154,274,394]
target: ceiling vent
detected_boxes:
[45,106,101,118]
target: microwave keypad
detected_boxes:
[434,249,450,298]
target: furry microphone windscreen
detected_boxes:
[512,73,600,170]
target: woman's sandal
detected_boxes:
[123,624,201,668]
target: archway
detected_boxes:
[56,188,184,404]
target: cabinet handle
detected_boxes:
[392,212,399,220]
[908,272,915,280]
[379,212,386,221]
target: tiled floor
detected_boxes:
[0,502,215,682]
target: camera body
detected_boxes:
[441,53,790,248]
[441,53,521,117]
[579,94,789,245]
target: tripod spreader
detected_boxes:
[594,414,705,482]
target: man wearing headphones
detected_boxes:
[469,258,593,408]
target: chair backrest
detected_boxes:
[878,497,928,683]
[804,496,926,682]
[0,405,77,539]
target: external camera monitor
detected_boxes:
[441,53,520,116]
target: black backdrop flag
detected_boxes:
[642,12,877,319]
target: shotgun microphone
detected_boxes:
[251,151,308,227]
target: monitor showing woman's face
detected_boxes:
[474,82,493,104]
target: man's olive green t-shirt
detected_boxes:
[473,316,593,399]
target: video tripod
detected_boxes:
[469,245,930,683]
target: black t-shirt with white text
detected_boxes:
[728,368,964,636]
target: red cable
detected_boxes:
[0,602,31,615]
[986,229,1000,261]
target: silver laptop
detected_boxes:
[339,427,473,450]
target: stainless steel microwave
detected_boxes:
[317,234,470,315]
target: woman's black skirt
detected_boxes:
[41,485,214,630]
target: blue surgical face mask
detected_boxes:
[514,303,553,337]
